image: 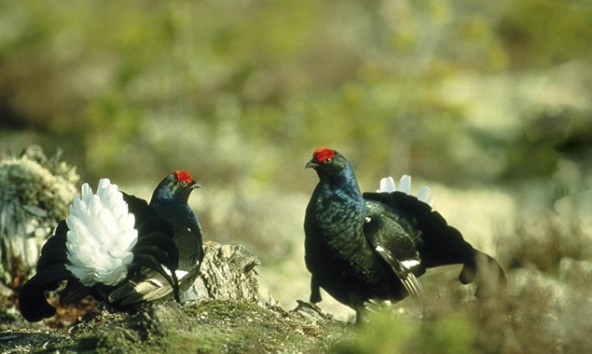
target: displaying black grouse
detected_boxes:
[304,147,505,320]
[19,170,203,322]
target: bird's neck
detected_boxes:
[312,166,367,226]
[308,169,369,258]
[320,166,365,204]
[150,194,196,226]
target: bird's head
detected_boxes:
[305,147,348,177]
[156,170,201,201]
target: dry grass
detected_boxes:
[498,210,592,272]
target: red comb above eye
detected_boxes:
[313,147,335,162]
[172,170,193,183]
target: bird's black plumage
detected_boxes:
[304,147,505,320]
[18,171,203,322]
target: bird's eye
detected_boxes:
[180,181,188,186]
[323,158,333,164]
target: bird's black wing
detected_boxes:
[169,223,202,294]
[19,221,77,322]
[363,200,424,299]
[106,193,181,306]
[364,191,505,289]
[365,191,474,266]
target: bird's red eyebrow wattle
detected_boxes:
[173,170,193,183]
[313,147,335,162]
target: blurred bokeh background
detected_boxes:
[2,0,592,324]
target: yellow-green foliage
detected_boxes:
[332,311,475,354]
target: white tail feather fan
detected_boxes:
[378,177,396,193]
[65,179,138,287]
[377,175,434,207]
[397,175,411,194]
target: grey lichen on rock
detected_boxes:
[0,145,79,291]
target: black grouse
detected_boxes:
[304,147,505,320]
[19,170,203,322]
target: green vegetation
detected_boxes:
[333,312,476,354]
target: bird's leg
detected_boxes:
[309,276,322,303]
[354,307,367,325]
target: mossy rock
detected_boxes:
[1,300,354,354]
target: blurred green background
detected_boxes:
[2,0,592,321]
[2,0,591,185]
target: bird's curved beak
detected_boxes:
[190,180,202,189]
[305,160,318,169]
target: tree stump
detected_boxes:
[184,241,261,302]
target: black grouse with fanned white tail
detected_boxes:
[304,147,505,320]
[19,170,203,322]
